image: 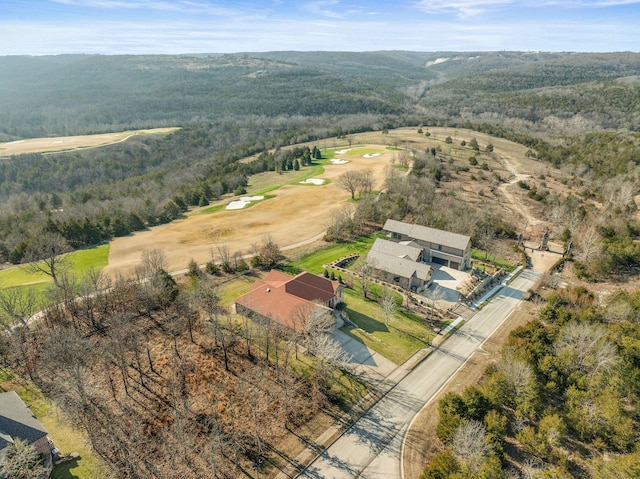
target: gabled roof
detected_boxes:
[0,391,48,451]
[236,270,340,330]
[366,249,433,281]
[370,238,422,262]
[383,219,471,251]
[285,272,339,303]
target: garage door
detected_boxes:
[432,257,447,266]
[450,261,460,270]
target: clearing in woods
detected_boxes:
[105,126,551,277]
[103,145,394,277]
[0,127,179,156]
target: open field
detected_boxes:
[0,245,110,315]
[287,234,380,274]
[96,126,560,282]
[0,127,179,156]
[104,145,395,278]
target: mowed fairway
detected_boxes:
[0,127,179,156]
[104,147,395,277]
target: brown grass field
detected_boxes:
[0,127,179,156]
[104,146,393,278]
[3,125,558,284]
[104,126,558,278]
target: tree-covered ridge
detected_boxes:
[425,287,640,479]
[0,53,420,140]
[2,52,640,140]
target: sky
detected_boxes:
[1,0,639,55]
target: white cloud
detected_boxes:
[52,0,243,16]
[414,0,513,17]
[541,0,640,5]
[303,0,366,19]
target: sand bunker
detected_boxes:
[226,196,264,210]
[331,159,348,164]
[335,149,350,154]
[362,153,381,158]
[300,178,325,185]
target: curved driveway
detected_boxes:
[298,268,540,479]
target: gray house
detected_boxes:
[383,219,471,270]
[366,238,433,291]
[0,391,52,472]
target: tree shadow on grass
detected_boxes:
[51,457,81,479]
[346,309,389,333]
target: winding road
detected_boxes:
[297,268,540,479]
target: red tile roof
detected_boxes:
[235,270,340,330]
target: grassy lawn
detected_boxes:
[216,272,264,307]
[286,234,380,274]
[0,370,110,479]
[0,244,110,288]
[471,248,517,272]
[346,147,384,156]
[0,244,110,316]
[341,289,432,365]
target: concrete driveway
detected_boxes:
[420,264,469,305]
[332,329,398,383]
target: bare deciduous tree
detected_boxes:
[140,248,167,278]
[0,438,49,479]
[357,261,374,299]
[337,170,363,200]
[554,321,618,376]
[358,170,374,196]
[24,232,70,288]
[380,287,397,326]
[452,419,490,473]
[0,284,37,330]
[396,150,411,168]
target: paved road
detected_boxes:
[298,268,540,479]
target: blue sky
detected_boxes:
[1,0,639,55]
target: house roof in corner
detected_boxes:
[0,391,48,451]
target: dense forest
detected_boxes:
[423,287,640,478]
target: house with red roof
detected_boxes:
[234,270,344,332]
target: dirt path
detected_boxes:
[497,155,546,228]
[104,148,394,278]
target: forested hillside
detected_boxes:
[424,287,640,478]
[1,52,640,140]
